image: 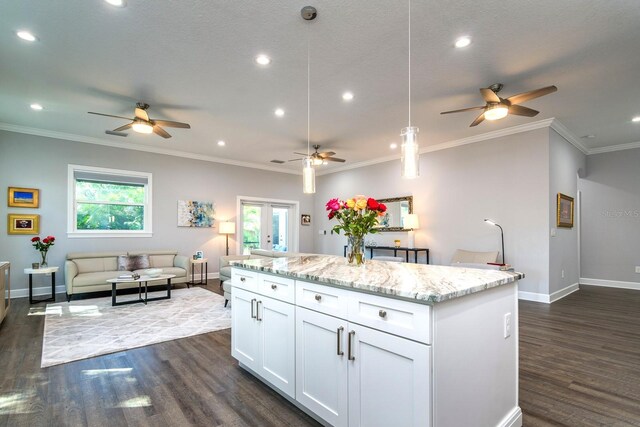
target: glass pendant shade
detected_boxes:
[302,157,315,194]
[400,126,420,179]
[484,104,509,121]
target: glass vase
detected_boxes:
[347,235,366,266]
[40,250,48,268]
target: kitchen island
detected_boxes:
[230,255,524,427]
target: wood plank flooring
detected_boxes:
[1,283,639,426]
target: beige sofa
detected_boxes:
[219,249,307,306]
[65,250,189,301]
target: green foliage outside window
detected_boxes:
[75,180,145,230]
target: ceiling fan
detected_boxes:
[289,144,346,165]
[88,102,191,138]
[440,83,557,127]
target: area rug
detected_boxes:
[41,287,231,368]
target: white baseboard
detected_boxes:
[518,283,579,304]
[499,407,523,427]
[580,277,640,291]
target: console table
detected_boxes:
[343,245,429,264]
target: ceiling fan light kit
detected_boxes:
[132,120,153,134]
[484,104,509,121]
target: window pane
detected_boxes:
[242,205,261,254]
[77,204,144,230]
[76,181,145,204]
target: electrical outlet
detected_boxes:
[561,270,565,279]
[550,228,557,237]
[636,266,640,273]
[504,313,512,339]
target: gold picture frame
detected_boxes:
[8,214,40,235]
[557,193,574,228]
[8,187,39,208]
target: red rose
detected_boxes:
[47,236,55,241]
[43,238,50,244]
[367,198,379,210]
[378,203,387,213]
[326,198,341,212]
[328,211,335,220]
[31,237,40,242]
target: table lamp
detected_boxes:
[404,214,419,248]
[219,222,236,256]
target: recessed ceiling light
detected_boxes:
[16,30,37,42]
[255,54,271,66]
[217,140,226,146]
[30,103,44,111]
[390,143,398,149]
[104,0,126,6]
[632,116,640,123]
[274,108,285,117]
[454,36,471,48]
[342,92,354,101]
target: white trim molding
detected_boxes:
[518,283,579,304]
[587,140,640,155]
[8,285,66,299]
[580,277,640,291]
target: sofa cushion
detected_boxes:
[75,257,118,274]
[73,271,130,287]
[117,255,150,271]
[133,267,186,278]
[149,254,174,268]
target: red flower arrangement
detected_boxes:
[31,235,55,267]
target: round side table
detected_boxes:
[189,258,208,287]
[24,266,59,304]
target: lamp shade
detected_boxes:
[302,157,316,194]
[404,214,419,230]
[219,221,236,235]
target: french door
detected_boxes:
[240,199,297,254]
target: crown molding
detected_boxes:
[0,122,301,175]
[549,119,589,154]
[587,140,640,155]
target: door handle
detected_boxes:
[250,298,256,319]
[348,330,356,361]
[337,326,344,356]
[256,300,262,321]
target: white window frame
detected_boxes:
[67,164,153,238]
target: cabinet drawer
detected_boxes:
[258,274,295,303]
[296,281,348,319]
[347,292,431,344]
[232,268,258,292]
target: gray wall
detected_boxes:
[0,131,314,293]
[579,147,640,284]
[548,129,586,293]
[314,128,551,294]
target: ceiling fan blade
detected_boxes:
[440,106,486,115]
[508,104,539,117]
[324,157,346,163]
[112,123,133,132]
[153,120,191,129]
[469,112,486,127]
[480,88,501,103]
[287,158,305,162]
[135,107,150,121]
[293,152,310,156]
[317,151,336,157]
[88,112,133,120]
[152,125,171,139]
[507,85,557,105]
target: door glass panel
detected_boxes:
[242,204,262,254]
[272,207,289,252]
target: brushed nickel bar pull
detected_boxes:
[256,300,262,321]
[251,298,256,319]
[337,326,344,356]
[348,330,356,361]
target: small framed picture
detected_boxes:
[557,193,574,228]
[8,187,39,208]
[301,214,311,226]
[8,214,40,235]
[195,250,204,259]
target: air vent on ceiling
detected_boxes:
[270,160,285,164]
[105,130,128,137]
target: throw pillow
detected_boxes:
[117,254,150,271]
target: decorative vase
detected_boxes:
[347,235,366,266]
[40,250,48,268]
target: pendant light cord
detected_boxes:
[307,29,311,157]
[408,0,411,127]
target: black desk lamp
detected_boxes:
[484,219,505,264]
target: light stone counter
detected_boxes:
[232,255,523,303]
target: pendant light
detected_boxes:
[400,0,420,179]
[302,6,317,194]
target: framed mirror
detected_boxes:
[375,196,413,232]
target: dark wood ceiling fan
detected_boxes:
[88,102,191,138]
[440,83,557,127]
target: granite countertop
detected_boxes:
[232,255,524,304]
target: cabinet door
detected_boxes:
[296,307,349,427]
[231,288,260,370]
[257,295,295,398]
[348,324,431,427]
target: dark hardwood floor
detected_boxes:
[1,283,639,426]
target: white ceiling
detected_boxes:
[2,0,640,172]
